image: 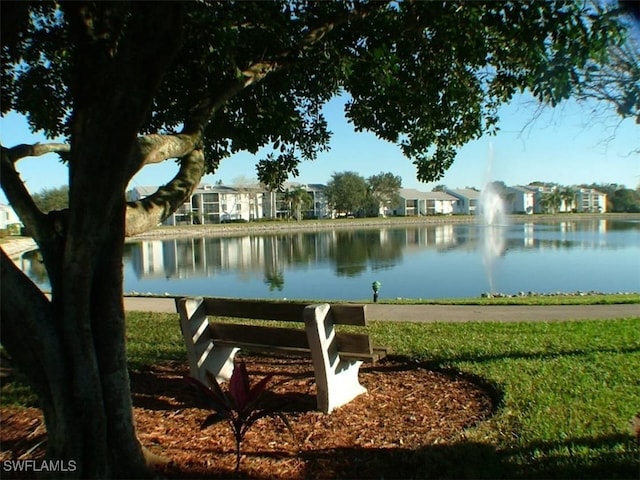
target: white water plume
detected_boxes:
[478,143,508,293]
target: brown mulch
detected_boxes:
[1,355,497,479]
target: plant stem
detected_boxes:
[235,436,242,473]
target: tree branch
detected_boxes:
[125,149,205,236]
[0,249,63,404]
[135,133,200,168]
[2,143,71,161]
[0,144,65,243]
[183,2,384,135]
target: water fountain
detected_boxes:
[478,146,508,295]
[478,182,507,228]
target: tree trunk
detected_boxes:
[0,4,199,476]
[47,196,149,478]
[1,220,149,478]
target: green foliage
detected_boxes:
[185,361,292,473]
[539,189,563,214]
[325,171,368,215]
[2,1,631,184]
[282,186,313,221]
[31,186,69,213]
[582,183,640,212]
[610,188,640,213]
[367,172,402,216]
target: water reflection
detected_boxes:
[126,219,636,281]
[127,228,412,283]
[15,218,640,298]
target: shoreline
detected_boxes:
[127,212,640,241]
[3,212,638,253]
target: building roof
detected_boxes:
[399,188,456,201]
[126,186,159,201]
[445,188,481,200]
[508,185,537,194]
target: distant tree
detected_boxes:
[282,186,312,221]
[610,188,640,212]
[31,186,69,213]
[549,189,563,214]
[432,185,448,192]
[539,189,563,214]
[366,172,402,216]
[326,172,368,216]
[560,187,577,212]
[538,194,551,214]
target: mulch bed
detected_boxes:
[1,355,496,478]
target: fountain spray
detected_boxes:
[478,143,508,294]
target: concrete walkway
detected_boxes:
[124,296,639,322]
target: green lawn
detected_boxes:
[376,293,640,305]
[369,318,640,478]
[2,311,639,478]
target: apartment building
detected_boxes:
[396,189,457,216]
[444,188,481,215]
[127,182,331,225]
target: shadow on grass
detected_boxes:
[422,346,640,367]
[502,433,639,480]
[163,434,638,479]
[300,441,505,479]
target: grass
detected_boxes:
[369,318,640,478]
[375,293,640,305]
[127,313,640,478]
[2,309,639,478]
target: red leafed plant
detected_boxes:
[186,360,293,473]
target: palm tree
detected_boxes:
[283,186,312,221]
[560,187,576,213]
[537,193,551,214]
[538,191,561,214]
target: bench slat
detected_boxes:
[333,332,373,355]
[204,298,307,322]
[329,304,367,326]
[209,323,309,350]
[200,297,367,326]
[208,323,376,358]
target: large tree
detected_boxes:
[0,1,634,477]
[367,172,402,216]
[326,171,369,215]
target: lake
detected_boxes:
[18,217,640,300]
[117,217,639,300]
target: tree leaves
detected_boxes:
[2,1,632,187]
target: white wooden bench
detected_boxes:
[175,296,388,413]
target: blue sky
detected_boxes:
[0,92,638,205]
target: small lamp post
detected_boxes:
[372,281,381,303]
